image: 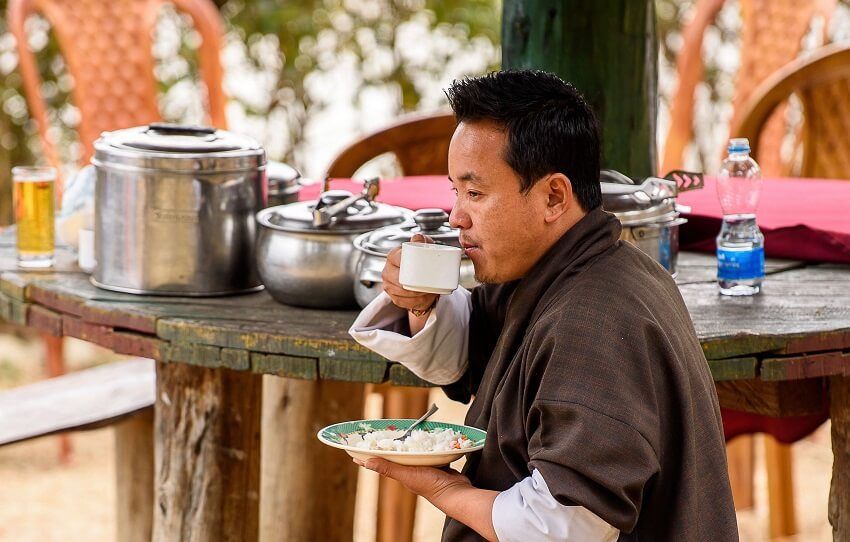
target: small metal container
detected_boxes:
[91,123,266,296]
[266,160,303,207]
[352,209,478,308]
[256,180,412,308]
[601,170,688,276]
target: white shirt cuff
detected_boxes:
[348,288,471,385]
[492,469,619,542]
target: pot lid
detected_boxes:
[354,209,466,256]
[92,123,265,173]
[258,190,411,233]
[600,170,679,225]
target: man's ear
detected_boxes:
[542,173,573,223]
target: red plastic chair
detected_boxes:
[7,0,227,465]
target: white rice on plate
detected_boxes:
[344,426,474,453]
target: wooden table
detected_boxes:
[3,241,850,540]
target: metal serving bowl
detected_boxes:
[256,182,411,308]
[602,169,691,276]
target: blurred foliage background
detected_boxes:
[0,0,849,226]
[655,0,850,173]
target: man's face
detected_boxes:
[448,120,550,284]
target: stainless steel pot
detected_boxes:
[267,160,303,206]
[256,179,412,308]
[352,209,478,308]
[91,123,266,296]
[601,170,688,276]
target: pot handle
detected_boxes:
[312,178,380,227]
[358,268,383,287]
[663,170,704,192]
[146,123,216,136]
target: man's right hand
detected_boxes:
[383,233,439,331]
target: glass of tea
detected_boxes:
[12,166,57,268]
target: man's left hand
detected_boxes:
[354,457,471,504]
[354,457,499,541]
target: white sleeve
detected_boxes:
[348,288,471,385]
[492,469,619,542]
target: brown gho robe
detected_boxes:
[442,208,738,541]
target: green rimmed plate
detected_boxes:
[317,418,486,466]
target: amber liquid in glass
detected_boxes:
[14,175,55,268]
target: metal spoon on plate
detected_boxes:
[394,403,439,441]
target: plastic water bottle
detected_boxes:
[716,138,764,295]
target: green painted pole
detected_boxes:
[502,0,657,177]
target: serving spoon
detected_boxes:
[394,403,439,441]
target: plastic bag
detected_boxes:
[57,165,96,249]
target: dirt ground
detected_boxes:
[0,336,835,541]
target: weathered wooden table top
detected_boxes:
[2,239,848,389]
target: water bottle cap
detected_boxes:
[728,138,751,153]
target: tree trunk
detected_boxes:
[502,0,657,178]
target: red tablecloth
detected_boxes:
[721,406,830,444]
[303,176,850,263]
[678,176,850,442]
[677,176,850,264]
[303,175,848,443]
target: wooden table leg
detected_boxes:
[153,361,262,541]
[377,385,430,542]
[765,436,797,538]
[115,408,154,542]
[726,435,755,510]
[830,376,850,538]
[260,375,365,542]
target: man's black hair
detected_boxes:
[445,70,602,211]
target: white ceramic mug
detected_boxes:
[399,242,463,294]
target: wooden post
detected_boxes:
[260,375,365,542]
[376,385,431,542]
[154,362,261,541]
[115,408,154,542]
[830,376,850,538]
[501,0,657,177]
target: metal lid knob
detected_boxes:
[413,209,449,232]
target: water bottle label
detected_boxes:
[717,247,765,280]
